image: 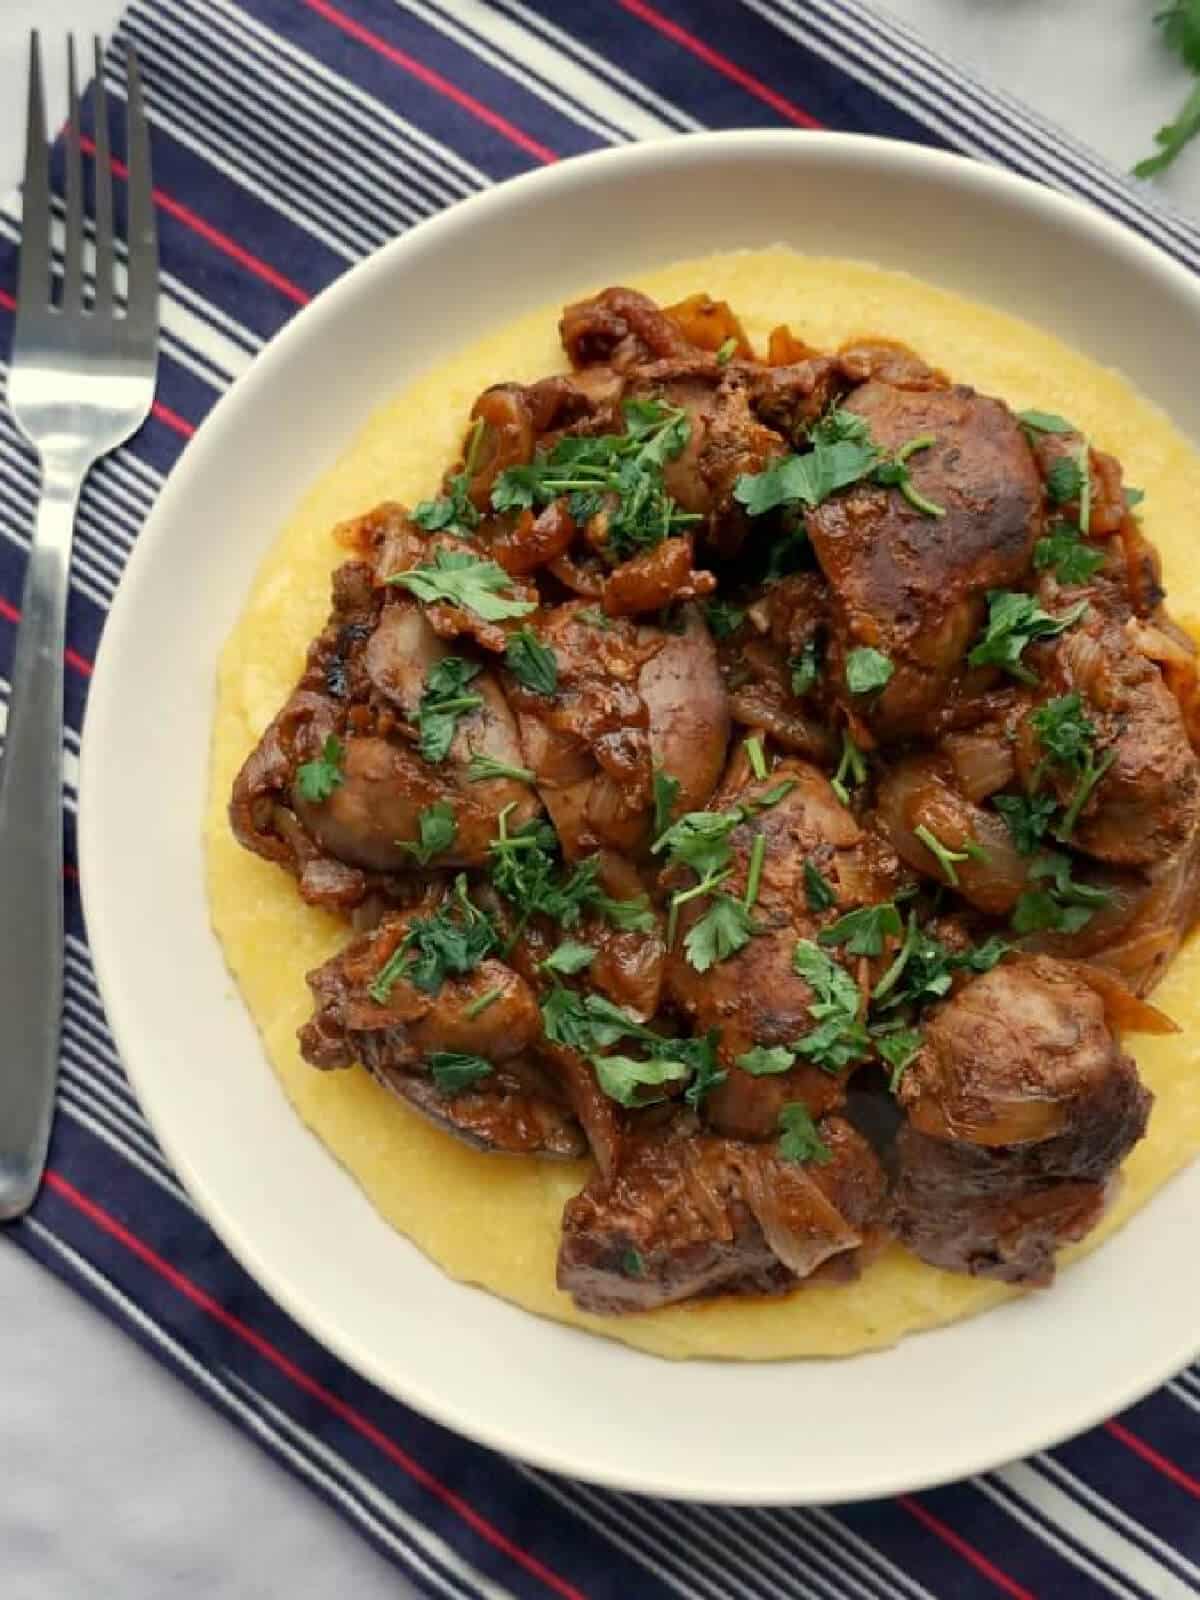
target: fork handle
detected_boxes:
[0,463,82,1219]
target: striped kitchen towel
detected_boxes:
[2,2,1199,1596]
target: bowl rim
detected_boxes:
[78,127,1200,1504]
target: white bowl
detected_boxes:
[80,131,1200,1504]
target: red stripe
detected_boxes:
[1106,1420,1200,1499]
[79,136,310,307]
[42,1169,590,1600]
[152,400,195,439]
[0,596,93,679]
[304,0,559,165]
[898,1496,1036,1600]
[63,863,79,881]
[617,0,823,129]
[0,286,14,311]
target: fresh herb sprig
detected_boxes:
[415,657,483,764]
[1136,4,1200,178]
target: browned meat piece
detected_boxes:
[662,292,753,357]
[1015,610,1200,868]
[558,1115,887,1314]
[491,502,577,577]
[835,339,948,391]
[745,358,846,443]
[513,602,727,858]
[1029,428,1126,537]
[892,954,1151,1283]
[807,382,1042,734]
[665,760,901,1137]
[465,378,594,508]
[876,754,1032,915]
[560,286,698,371]
[719,574,839,765]
[601,534,716,617]
[299,913,585,1159]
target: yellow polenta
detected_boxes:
[206,249,1200,1360]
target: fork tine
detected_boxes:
[122,45,158,344]
[91,37,114,319]
[15,33,50,315]
[60,36,84,313]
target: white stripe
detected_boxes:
[738,1506,905,1600]
[996,1460,1199,1599]
[792,1507,938,1600]
[1033,1453,1200,1590]
[976,1473,1144,1600]
[680,1500,853,1600]
[521,1467,711,1600]
[488,0,701,133]
[20,1218,498,1600]
[0,693,81,793]
[220,1371,517,1600]
[1167,1380,1200,1419]
[0,455,128,603]
[58,1043,169,1179]
[1173,1365,1200,1399]
[54,1090,190,1207]
[0,500,115,612]
[398,0,669,143]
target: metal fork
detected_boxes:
[0,35,158,1219]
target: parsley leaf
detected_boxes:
[540,941,596,977]
[622,1248,645,1277]
[1033,523,1105,586]
[913,823,971,887]
[1011,851,1112,935]
[1030,691,1097,773]
[683,894,755,973]
[803,859,836,912]
[387,548,535,622]
[415,657,483,764]
[652,766,681,836]
[967,591,1088,684]
[653,809,743,877]
[1135,69,1200,177]
[777,1102,832,1165]
[734,425,878,515]
[817,901,902,958]
[466,754,535,785]
[874,1025,922,1092]
[873,433,945,518]
[1045,456,1085,505]
[490,809,653,936]
[791,940,870,1072]
[736,1044,796,1075]
[369,878,498,1003]
[845,646,894,695]
[295,734,344,805]
[592,1054,690,1107]
[1125,486,1146,509]
[683,1031,727,1107]
[994,791,1058,855]
[412,418,485,535]
[505,628,558,695]
[703,599,745,639]
[397,800,457,866]
[789,638,821,697]
[427,1051,493,1094]
[1018,409,1074,435]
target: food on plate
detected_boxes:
[207,251,1200,1359]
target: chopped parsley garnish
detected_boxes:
[789,639,821,696]
[777,1102,832,1165]
[733,408,877,515]
[684,894,755,973]
[804,859,836,912]
[743,833,767,910]
[873,433,945,518]
[654,809,743,877]
[397,800,457,866]
[622,1248,645,1278]
[369,877,498,1003]
[490,806,654,938]
[1125,486,1146,509]
[652,766,681,835]
[463,987,502,1020]
[576,606,611,630]
[1028,691,1116,838]
[1033,522,1105,586]
[295,734,344,805]
[1045,455,1085,506]
[1017,409,1074,435]
[703,598,745,639]
[491,398,700,561]
[387,547,535,622]
[682,1032,727,1107]
[745,735,769,781]
[791,940,870,1071]
[1076,442,1093,535]
[830,729,868,806]
[467,753,535,785]
[415,657,483,764]
[874,1025,922,1092]
[845,646,894,696]
[913,823,972,887]
[817,901,902,958]
[715,335,738,365]
[428,1051,493,1094]
[994,790,1058,855]
[1011,851,1112,935]
[412,417,485,535]
[736,1044,796,1076]
[540,940,596,976]
[871,915,1008,1011]
[505,627,558,695]
[591,1053,691,1107]
[967,591,1088,684]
